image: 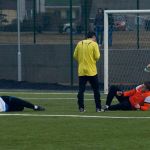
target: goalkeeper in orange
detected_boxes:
[104,81,150,111]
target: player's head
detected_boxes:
[86,31,96,41]
[97,8,103,14]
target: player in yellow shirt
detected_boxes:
[74,31,103,112]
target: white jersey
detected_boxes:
[144,96,150,104]
[0,97,7,112]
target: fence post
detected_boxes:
[84,0,88,36]
[70,0,73,87]
[137,0,140,49]
[17,0,22,81]
[33,0,36,44]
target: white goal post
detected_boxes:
[104,9,150,94]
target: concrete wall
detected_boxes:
[0,44,149,85]
[0,44,71,83]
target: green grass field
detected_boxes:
[0,90,150,150]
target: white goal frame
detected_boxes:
[104,9,150,94]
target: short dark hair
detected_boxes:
[97,8,104,13]
[144,81,150,90]
[86,31,96,38]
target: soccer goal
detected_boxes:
[104,9,150,94]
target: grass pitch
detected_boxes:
[0,90,150,150]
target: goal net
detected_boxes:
[104,10,150,93]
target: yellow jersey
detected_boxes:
[73,39,100,76]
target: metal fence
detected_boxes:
[0,0,150,87]
[1,0,150,44]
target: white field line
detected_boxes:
[0,92,95,95]
[21,97,106,101]
[0,113,149,119]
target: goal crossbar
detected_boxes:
[104,9,150,94]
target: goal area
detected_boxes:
[104,10,150,93]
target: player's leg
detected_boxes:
[106,85,126,106]
[77,76,87,111]
[2,96,44,111]
[88,75,101,111]
[108,100,132,111]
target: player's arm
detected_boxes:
[134,103,150,111]
[123,89,136,97]
[134,96,150,111]
[123,84,144,97]
[140,96,150,111]
[140,104,150,111]
[93,43,100,61]
[73,43,79,61]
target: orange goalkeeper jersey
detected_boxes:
[123,84,150,111]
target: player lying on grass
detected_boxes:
[0,96,45,112]
[104,81,150,111]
